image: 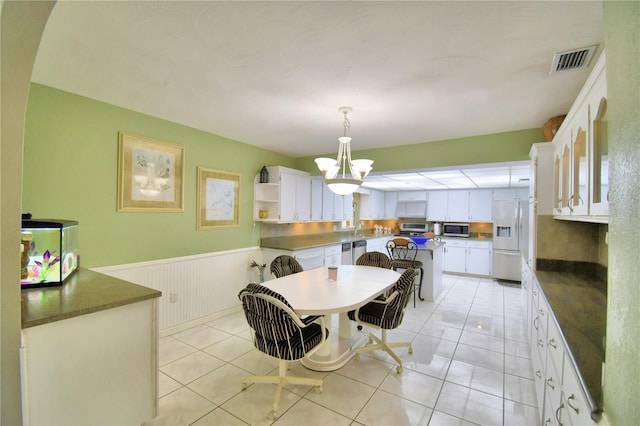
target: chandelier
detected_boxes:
[315,107,373,196]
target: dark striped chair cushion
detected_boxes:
[253,322,324,360]
[347,268,417,329]
[356,251,393,269]
[238,283,327,361]
[391,259,423,271]
[270,255,304,278]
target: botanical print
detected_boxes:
[196,167,239,229]
[205,177,235,220]
[117,131,184,212]
[131,148,176,202]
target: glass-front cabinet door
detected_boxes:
[561,142,571,214]
[571,126,589,215]
[591,97,609,216]
[553,150,562,215]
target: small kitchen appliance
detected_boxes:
[442,223,470,237]
[397,223,428,236]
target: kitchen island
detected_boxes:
[413,240,445,302]
[21,268,161,425]
[261,232,446,302]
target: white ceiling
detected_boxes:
[31,1,603,188]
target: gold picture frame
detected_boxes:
[197,167,240,229]
[117,132,185,212]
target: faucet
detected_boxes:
[354,221,363,236]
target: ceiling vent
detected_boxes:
[550,45,598,74]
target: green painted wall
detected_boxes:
[23,84,294,268]
[24,84,543,269]
[603,1,640,424]
[295,128,542,173]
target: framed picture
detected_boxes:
[197,167,240,229]
[117,132,185,212]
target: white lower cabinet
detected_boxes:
[443,241,466,273]
[323,244,342,267]
[262,247,324,277]
[442,238,492,276]
[529,277,598,426]
[466,241,492,275]
[367,236,390,254]
[21,299,158,425]
[562,356,597,425]
[543,348,563,426]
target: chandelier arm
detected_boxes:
[335,141,344,179]
[345,140,355,178]
[315,106,372,196]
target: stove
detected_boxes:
[397,223,428,236]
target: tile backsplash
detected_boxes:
[536,215,608,267]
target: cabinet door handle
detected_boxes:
[537,339,544,348]
[548,338,557,349]
[555,403,565,426]
[539,308,545,316]
[567,394,580,414]
[533,316,539,330]
[546,377,555,390]
[535,369,542,379]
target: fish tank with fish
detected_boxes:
[21,219,79,288]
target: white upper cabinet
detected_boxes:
[341,193,353,222]
[360,189,385,219]
[468,189,493,222]
[397,191,427,201]
[493,188,528,200]
[279,169,311,222]
[396,191,427,218]
[589,73,609,216]
[384,192,398,219]
[426,191,448,221]
[447,190,470,221]
[254,166,311,223]
[310,176,323,222]
[321,183,353,222]
[571,115,589,215]
[547,52,608,222]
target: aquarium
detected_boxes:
[21,219,78,288]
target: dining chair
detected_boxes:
[238,283,328,420]
[386,238,424,306]
[270,255,303,279]
[355,251,393,269]
[347,268,418,373]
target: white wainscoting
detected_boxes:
[93,247,263,331]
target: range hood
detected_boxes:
[396,200,426,218]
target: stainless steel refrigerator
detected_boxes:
[492,200,528,282]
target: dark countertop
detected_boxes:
[22,267,161,329]
[261,232,446,251]
[535,266,606,412]
[261,232,379,251]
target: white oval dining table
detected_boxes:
[261,265,401,371]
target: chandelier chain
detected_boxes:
[343,111,351,137]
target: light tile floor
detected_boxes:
[146,274,540,426]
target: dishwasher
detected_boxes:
[352,240,367,264]
[341,243,352,265]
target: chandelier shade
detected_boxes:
[315,107,373,195]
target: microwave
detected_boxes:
[443,223,470,237]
